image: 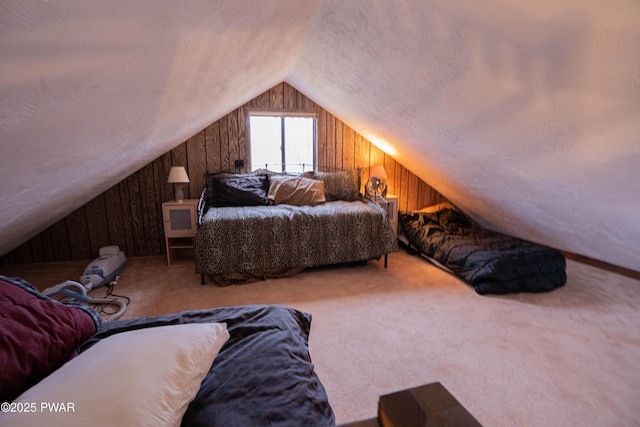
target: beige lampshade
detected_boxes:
[370,165,387,179]
[167,166,190,183]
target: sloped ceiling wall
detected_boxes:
[0,0,317,258]
[1,0,639,271]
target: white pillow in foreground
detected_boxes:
[1,322,229,427]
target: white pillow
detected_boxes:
[0,322,229,427]
[268,175,326,206]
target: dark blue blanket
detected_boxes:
[82,305,335,427]
[399,207,567,295]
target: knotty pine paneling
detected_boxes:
[1,82,444,264]
[186,131,207,201]
[50,218,71,261]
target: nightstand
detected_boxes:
[162,199,199,265]
[377,194,398,236]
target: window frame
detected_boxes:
[248,111,317,174]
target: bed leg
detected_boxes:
[200,273,205,285]
[384,254,388,268]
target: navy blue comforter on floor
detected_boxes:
[399,206,567,295]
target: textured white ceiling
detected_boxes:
[1,0,639,271]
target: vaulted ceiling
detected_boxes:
[1,1,638,271]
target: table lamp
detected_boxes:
[167,166,190,202]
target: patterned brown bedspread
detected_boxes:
[194,199,398,285]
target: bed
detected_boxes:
[195,169,397,285]
[398,203,567,295]
[0,276,335,426]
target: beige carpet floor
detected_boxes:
[5,250,640,426]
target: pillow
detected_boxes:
[0,323,229,427]
[417,202,457,213]
[398,211,444,256]
[313,169,361,201]
[437,208,473,232]
[0,276,101,402]
[268,175,326,206]
[206,173,269,207]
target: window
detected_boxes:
[249,114,316,174]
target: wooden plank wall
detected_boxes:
[1,82,445,265]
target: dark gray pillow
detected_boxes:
[313,169,361,201]
[207,174,269,207]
